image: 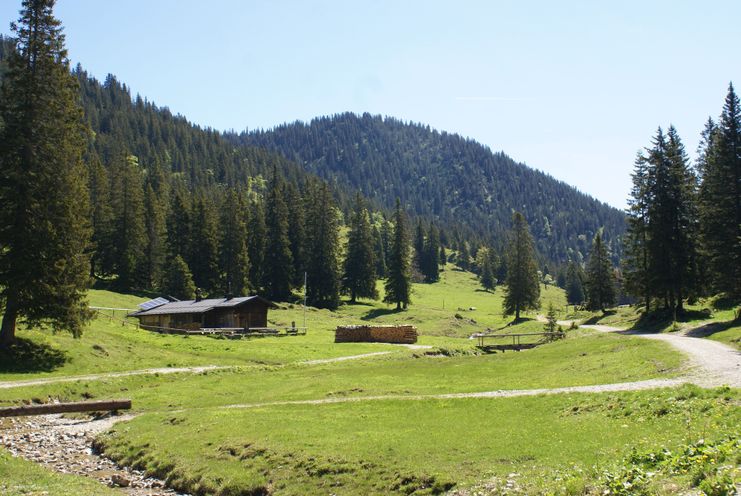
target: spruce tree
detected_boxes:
[246,198,267,292]
[422,224,441,282]
[167,188,192,262]
[343,193,377,302]
[220,190,250,296]
[305,182,341,309]
[162,255,196,300]
[286,183,306,288]
[262,167,293,301]
[565,261,585,305]
[479,256,496,291]
[189,197,220,294]
[585,232,616,312]
[623,151,652,311]
[373,223,387,278]
[384,199,412,310]
[503,212,540,320]
[699,84,741,302]
[143,183,167,290]
[0,0,92,344]
[110,154,146,291]
[87,150,114,277]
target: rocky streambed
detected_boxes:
[0,413,187,495]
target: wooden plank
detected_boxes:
[0,399,131,418]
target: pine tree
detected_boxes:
[110,154,146,291]
[623,151,652,311]
[0,0,93,344]
[246,198,266,292]
[143,182,167,290]
[585,232,616,312]
[220,190,250,296]
[543,302,558,333]
[286,183,306,288]
[162,255,196,300]
[414,220,425,270]
[384,199,412,310]
[305,182,341,309]
[190,197,220,294]
[503,212,540,320]
[479,256,496,291]
[262,167,293,301]
[439,243,447,268]
[422,224,441,282]
[87,150,114,277]
[457,242,470,271]
[699,84,741,302]
[167,188,191,262]
[373,223,387,278]
[565,261,585,305]
[343,193,377,302]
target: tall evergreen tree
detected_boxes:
[305,182,341,309]
[384,199,412,310]
[503,212,540,320]
[286,183,306,288]
[699,84,741,302]
[623,151,653,311]
[343,193,377,302]
[189,197,220,294]
[373,223,387,278]
[246,198,267,292]
[87,150,114,277]
[421,224,441,282]
[0,0,92,344]
[162,254,196,300]
[220,190,250,296]
[585,232,616,312]
[479,255,496,291]
[167,188,192,262]
[142,182,167,290]
[262,167,293,301]
[110,154,146,290]
[565,261,585,305]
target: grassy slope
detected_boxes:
[97,386,740,496]
[2,269,728,495]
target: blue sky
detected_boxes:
[2,1,740,208]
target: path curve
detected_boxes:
[581,324,741,388]
[0,350,400,390]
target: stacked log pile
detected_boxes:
[335,325,418,344]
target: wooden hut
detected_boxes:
[130,296,276,331]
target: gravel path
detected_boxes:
[581,324,741,388]
[0,350,405,390]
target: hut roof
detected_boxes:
[130,296,276,317]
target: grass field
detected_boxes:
[1,268,738,495]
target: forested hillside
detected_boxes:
[239,113,626,263]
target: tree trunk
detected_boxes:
[0,295,19,347]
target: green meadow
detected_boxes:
[1,267,738,495]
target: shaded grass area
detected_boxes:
[0,449,118,496]
[95,386,740,496]
[0,330,685,411]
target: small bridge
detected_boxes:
[471,331,565,351]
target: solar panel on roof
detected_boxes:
[138,297,169,310]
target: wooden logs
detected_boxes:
[0,399,132,418]
[335,325,418,344]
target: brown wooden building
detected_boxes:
[130,296,276,331]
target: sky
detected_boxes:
[2,1,740,209]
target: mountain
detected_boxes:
[237,113,626,263]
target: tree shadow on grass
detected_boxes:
[684,319,740,338]
[0,338,68,374]
[581,310,617,326]
[361,307,403,321]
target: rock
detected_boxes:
[111,474,131,487]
